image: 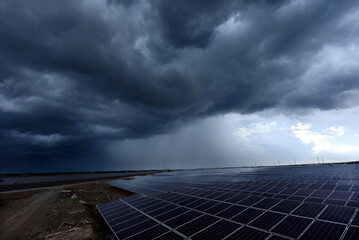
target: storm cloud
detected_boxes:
[1,0,359,171]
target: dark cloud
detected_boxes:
[1,0,359,171]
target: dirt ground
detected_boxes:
[0,179,133,240]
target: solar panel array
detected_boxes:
[98,164,359,240]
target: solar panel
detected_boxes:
[238,195,264,206]
[225,193,249,203]
[115,219,158,240]
[292,202,325,218]
[126,225,168,240]
[318,205,355,224]
[272,216,312,238]
[97,164,359,239]
[217,205,247,219]
[329,191,352,200]
[193,200,219,211]
[253,197,281,209]
[347,201,359,208]
[304,197,324,203]
[267,235,290,240]
[155,207,187,222]
[249,212,286,231]
[270,199,301,213]
[153,231,184,240]
[294,189,315,197]
[204,202,231,215]
[300,221,346,240]
[176,214,219,237]
[352,212,359,226]
[231,208,264,224]
[342,226,359,240]
[164,210,202,228]
[191,220,240,239]
[225,226,269,240]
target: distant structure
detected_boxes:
[317,156,320,164]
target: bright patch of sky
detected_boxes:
[107,106,359,170]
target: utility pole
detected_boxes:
[294,159,296,165]
[317,156,320,164]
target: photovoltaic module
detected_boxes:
[98,164,359,239]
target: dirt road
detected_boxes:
[0,188,59,239]
[0,181,132,240]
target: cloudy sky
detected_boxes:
[1,0,359,172]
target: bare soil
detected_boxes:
[0,180,133,240]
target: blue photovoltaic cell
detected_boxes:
[177,197,200,206]
[253,197,281,209]
[280,188,298,195]
[249,212,286,231]
[155,207,188,222]
[214,192,237,201]
[205,191,225,199]
[217,205,247,219]
[272,216,312,238]
[191,220,240,239]
[304,197,324,204]
[294,189,314,197]
[262,192,276,198]
[273,194,288,199]
[147,204,177,217]
[193,200,219,211]
[108,211,141,225]
[320,184,336,190]
[288,195,306,201]
[267,187,284,194]
[292,202,324,218]
[352,213,359,226]
[300,221,346,240]
[97,164,359,240]
[204,202,231,215]
[176,214,220,237]
[347,201,359,208]
[351,193,359,201]
[231,208,264,224]
[164,210,202,228]
[225,226,269,240]
[186,199,208,208]
[335,185,351,191]
[267,235,290,240]
[115,219,158,240]
[307,184,322,190]
[141,202,167,213]
[238,195,264,206]
[318,205,355,224]
[342,226,359,240]
[270,199,301,213]
[225,193,249,203]
[126,225,169,240]
[112,215,149,232]
[324,199,346,206]
[329,191,352,200]
[154,231,184,240]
